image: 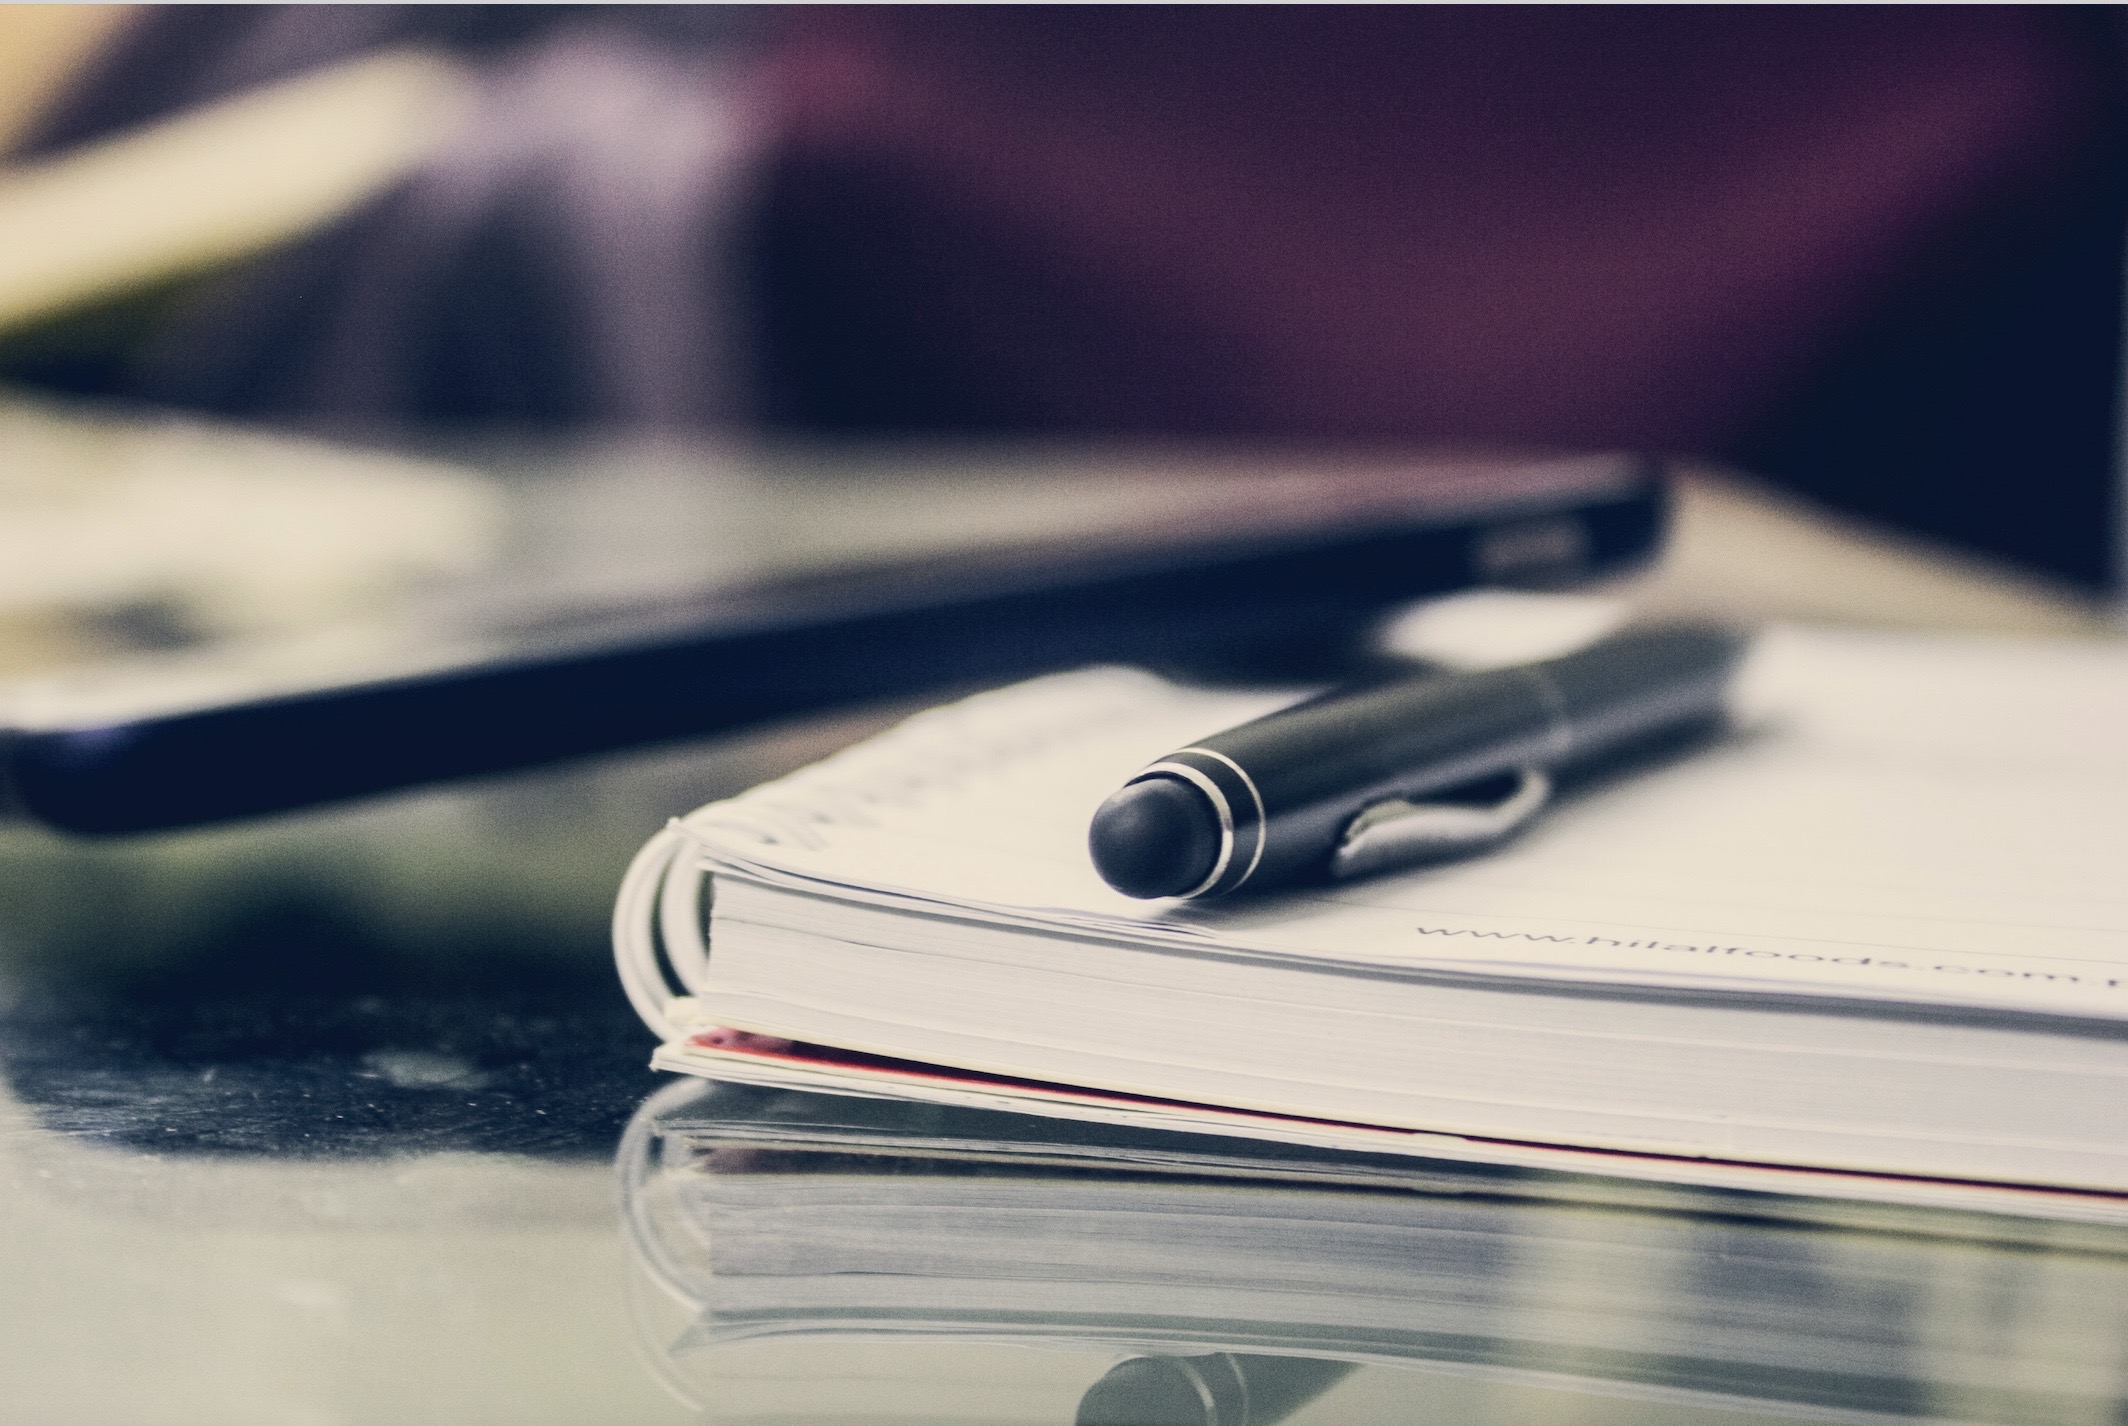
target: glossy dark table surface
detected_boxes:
[0,729,770,1426]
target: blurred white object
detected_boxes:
[0,394,501,640]
[1380,589,1630,668]
[0,47,470,335]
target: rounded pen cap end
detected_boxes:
[1088,776,1221,899]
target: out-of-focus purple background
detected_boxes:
[13,4,2127,587]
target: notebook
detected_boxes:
[613,613,2128,1207]
[620,1078,2128,1426]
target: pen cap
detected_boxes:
[1179,622,1748,892]
[1093,622,1750,899]
[1088,775,1226,899]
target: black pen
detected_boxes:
[1077,1353,1353,1426]
[1088,623,1750,898]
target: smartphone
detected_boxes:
[0,442,1664,834]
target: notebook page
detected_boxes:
[681,628,2128,1021]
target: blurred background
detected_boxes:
[5,4,2127,582]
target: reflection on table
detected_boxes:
[621,1078,2128,1426]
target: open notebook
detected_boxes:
[614,620,2128,1210]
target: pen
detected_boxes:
[1088,623,1749,898]
[1077,1353,1353,1426]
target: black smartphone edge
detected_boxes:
[1,459,1667,834]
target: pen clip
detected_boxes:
[1329,767,1552,881]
